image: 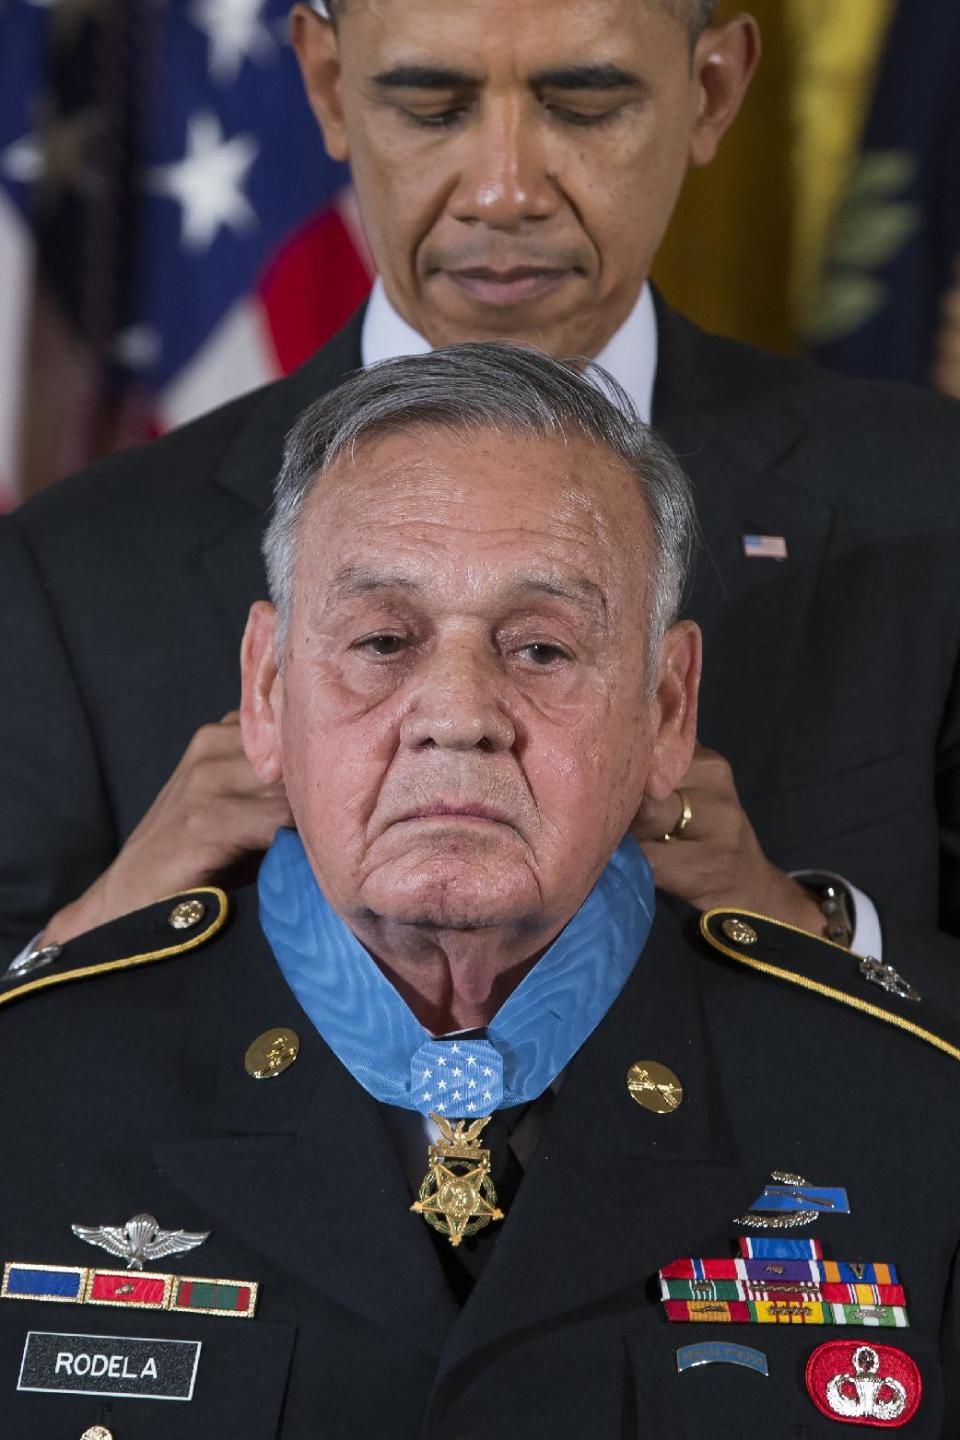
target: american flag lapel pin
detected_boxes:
[742,533,788,560]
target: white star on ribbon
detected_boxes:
[437,1057,447,1068]
[189,0,274,85]
[450,1044,461,1054]
[482,1066,493,1078]
[422,1091,432,1102]
[437,1080,447,1091]
[451,1067,463,1078]
[483,1090,492,1102]
[421,1069,432,1081]
[467,1078,477,1090]
[466,1055,477,1067]
[452,1091,461,1102]
[147,111,258,252]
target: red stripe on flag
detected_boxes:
[260,206,373,374]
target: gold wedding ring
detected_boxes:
[662,788,693,842]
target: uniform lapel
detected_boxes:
[652,297,836,800]
[198,309,365,643]
[153,900,457,1358]
[436,906,753,1376]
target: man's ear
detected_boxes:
[688,14,761,169]
[240,601,285,783]
[290,3,349,162]
[643,620,702,801]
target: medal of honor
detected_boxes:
[410,1115,504,1246]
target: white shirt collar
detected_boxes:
[360,278,658,424]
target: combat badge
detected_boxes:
[805,1341,921,1426]
[735,1170,850,1228]
[411,1114,504,1246]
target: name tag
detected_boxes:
[18,1331,201,1401]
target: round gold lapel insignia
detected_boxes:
[720,916,758,945]
[245,1027,300,1079]
[626,1060,684,1113]
[167,898,206,930]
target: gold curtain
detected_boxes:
[651,0,895,352]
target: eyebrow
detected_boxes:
[371,65,477,91]
[326,567,607,623]
[370,62,644,94]
[531,64,644,92]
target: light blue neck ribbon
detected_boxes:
[259,828,654,1118]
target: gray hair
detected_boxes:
[264,342,696,687]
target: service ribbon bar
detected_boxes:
[171,1276,258,1318]
[660,1257,898,1285]
[1,1262,257,1318]
[86,1268,174,1309]
[738,1236,823,1260]
[664,1299,909,1327]
[1,1263,87,1303]
[660,1278,907,1307]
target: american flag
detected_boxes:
[0,0,373,506]
[742,533,788,561]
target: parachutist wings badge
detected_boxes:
[71,1213,210,1271]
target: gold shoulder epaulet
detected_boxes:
[700,907,960,1064]
[0,887,229,1008]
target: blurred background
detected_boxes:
[1,0,959,506]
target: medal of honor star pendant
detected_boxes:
[411,1114,504,1246]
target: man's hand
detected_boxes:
[631,743,825,933]
[42,713,293,946]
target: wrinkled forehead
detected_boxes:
[295,422,653,603]
[332,0,692,62]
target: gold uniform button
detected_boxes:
[245,1027,300,1079]
[167,898,206,930]
[720,916,759,946]
[626,1060,684,1113]
[81,1427,114,1440]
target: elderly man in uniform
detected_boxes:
[4,0,960,974]
[2,347,958,1439]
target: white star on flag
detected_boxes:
[148,111,258,252]
[189,0,275,84]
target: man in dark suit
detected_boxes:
[2,349,957,1438]
[2,0,960,959]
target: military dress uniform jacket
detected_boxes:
[4,297,960,954]
[0,886,958,1438]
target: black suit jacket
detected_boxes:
[4,299,960,952]
[0,888,958,1437]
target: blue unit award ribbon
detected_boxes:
[259,827,654,1118]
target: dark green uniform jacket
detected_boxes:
[0,887,958,1438]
